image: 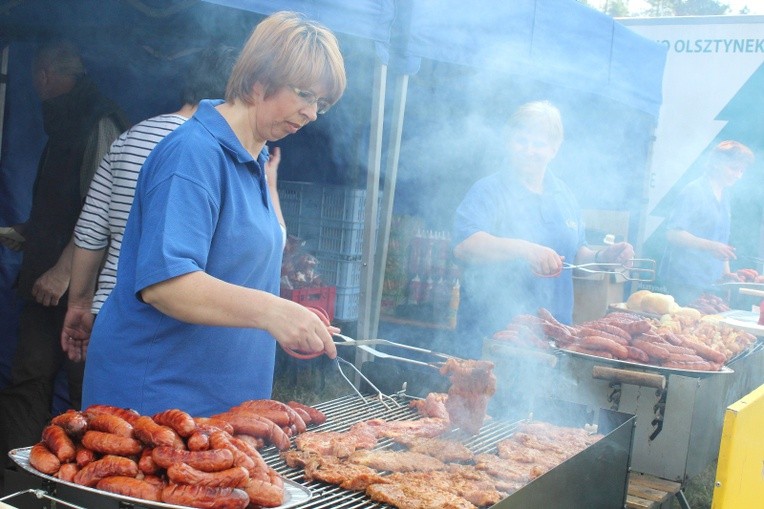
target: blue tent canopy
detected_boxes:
[401,0,666,116]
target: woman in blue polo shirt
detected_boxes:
[452,101,634,358]
[81,12,346,416]
[659,140,754,306]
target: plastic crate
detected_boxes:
[283,216,321,251]
[318,252,363,288]
[321,186,368,222]
[277,181,322,220]
[316,219,366,257]
[280,286,336,322]
[334,286,360,321]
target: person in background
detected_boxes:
[728,149,763,273]
[81,11,344,417]
[60,44,240,362]
[452,100,634,359]
[0,40,128,468]
[659,140,755,305]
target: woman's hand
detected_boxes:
[267,298,337,359]
[265,146,281,187]
[522,241,564,276]
[706,241,736,261]
[597,242,635,265]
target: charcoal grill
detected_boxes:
[3,392,635,509]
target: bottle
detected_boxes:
[407,275,422,305]
[448,279,460,329]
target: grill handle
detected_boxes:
[592,365,666,390]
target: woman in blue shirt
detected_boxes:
[660,140,754,306]
[81,12,346,416]
[453,101,634,358]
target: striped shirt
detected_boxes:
[73,114,188,313]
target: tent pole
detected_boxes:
[357,63,387,342]
[369,73,408,339]
[0,45,8,164]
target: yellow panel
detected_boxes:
[712,383,764,508]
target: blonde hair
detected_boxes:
[506,100,564,149]
[708,140,755,168]
[226,11,346,106]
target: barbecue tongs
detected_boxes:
[334,333,456,370]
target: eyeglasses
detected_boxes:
[290,86,332,115]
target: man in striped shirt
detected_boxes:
[59,45,239,362]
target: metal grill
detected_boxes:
[261,392,526,509]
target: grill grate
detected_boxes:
[262,392,525,508]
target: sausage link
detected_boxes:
[581,322,632,342]
[41,424,76,463]
[581,335,630,359]
[152,409,196,438]
[193,417,235,435]
[563,344,614,359]
[160,484,249,509]
[87,413,134,438]
[242,477,285,508]
[666,352,706,363]
[187,430,212,451]
[50,410,88,439]
[97,475,162,502]
[72,455,139,487]
[166,463,249,488]
[82,430,143,456]
[151,445,234,472]
[207,431,258,476]
[212,412,290,450]
[83,404,141,425]
[625,346,650,363]
[237,400,307,433]
[578,327,629,346]
[619,319,652,335]
[631,340,671,360]
[678,338,727,364]
[133,416,183,448]
[57,462,79,482]
[75,444,97,468]
[28,442,60,475]
[138,447,159,475]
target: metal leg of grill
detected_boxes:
[674,488,691,509]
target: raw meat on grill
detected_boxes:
[347,449,448,472]
[391,435,474,463]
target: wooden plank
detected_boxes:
[628,483,669,503]
[629,473,682,495]
[625,493,657,509]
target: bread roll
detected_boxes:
[626,290,652,311]
[641,293,676,315]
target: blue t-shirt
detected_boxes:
[660,175,730,297]
[453,169,586,353]
[82,100,284,416]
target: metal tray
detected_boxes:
[7,447,312,509]
[554,346,735,377]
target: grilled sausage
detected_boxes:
[678,338,727,364]
[241,477,285,508]
[138,447,159,475]
[56,462,80,482]
[75,444,97,468]
[166,463,249,488]
[87,412,134,438]
[582,322,632,342]
[83,404,140,425]
[581,335,630,359]
[193,417,235,435]
[564,344,614,358]
[133,416,183,448]
[82,430,143,456]
[212,412,290,450]
[237,400,307,433]
[160,484,249,509]
[152,409,196,438]
[187,430,212,451]
[41,424,76,463]
[72,455,139,487]
[97,475,162,502]
[206,431,258,476]
[625,346,650,363]
[28,442,60,475]
[151,445,234,472]
[631,339,671,360]
[578,327,629,346]
[287,405,312,426]
[50,410,88,439]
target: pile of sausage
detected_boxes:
[26,399,326,509]
[493,309,727,371]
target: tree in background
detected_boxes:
[580,0,742,16]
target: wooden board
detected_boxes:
[626,473,681,509]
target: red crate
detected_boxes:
[280,286,336,323]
